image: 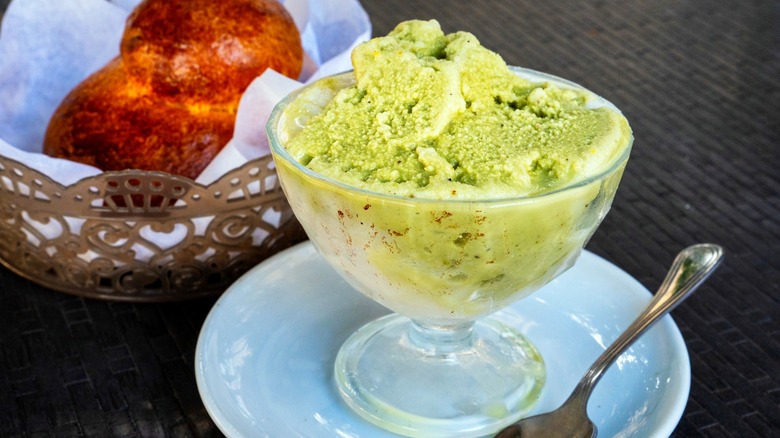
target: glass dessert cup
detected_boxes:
[267,68,632,438]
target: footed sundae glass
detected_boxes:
[267,68,632,437]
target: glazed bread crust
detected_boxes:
[44,0,303,179]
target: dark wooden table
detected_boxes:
[1,0,777,436]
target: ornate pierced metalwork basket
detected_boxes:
[0,153,305,301]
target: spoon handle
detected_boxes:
[572,243,724,402]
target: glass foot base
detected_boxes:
[334,314,546,438]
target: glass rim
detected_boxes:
[267,66,633,205]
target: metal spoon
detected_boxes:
[495,243,724,438]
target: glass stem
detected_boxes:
[408,320,475,355]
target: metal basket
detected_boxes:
[0,153,306,301]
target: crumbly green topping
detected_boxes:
[283,20,631,199]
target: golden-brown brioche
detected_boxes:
[44,0,303,179]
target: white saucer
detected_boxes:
[195,241,690,437]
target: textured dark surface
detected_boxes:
[1,0,778,436]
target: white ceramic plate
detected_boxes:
[195,241,690,437]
